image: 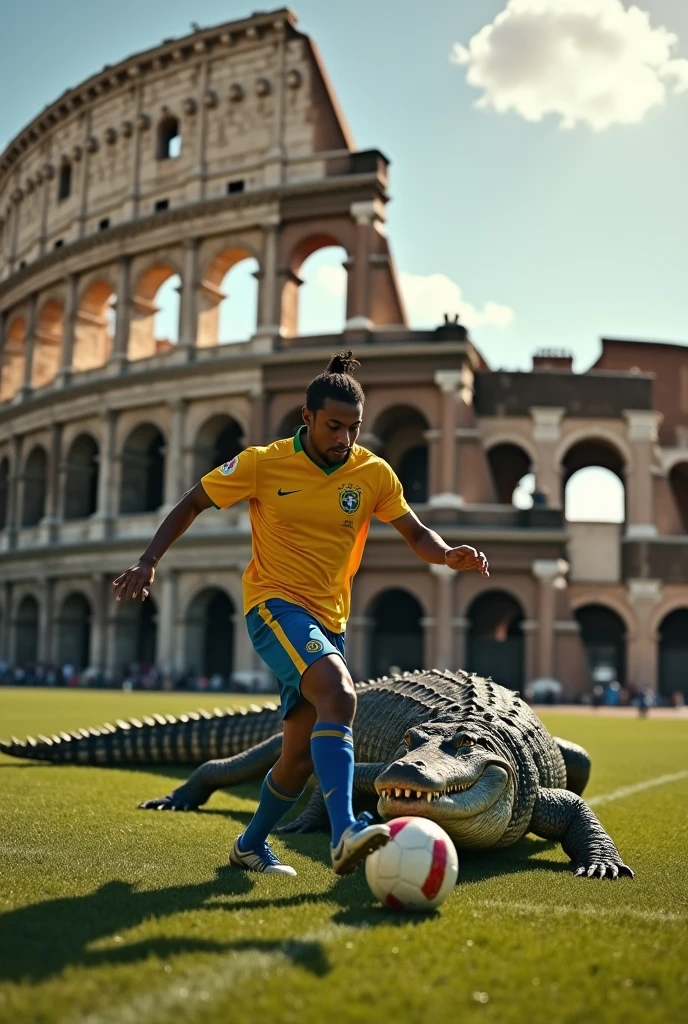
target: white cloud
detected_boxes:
[451,0,688,131]
[315,266,514,331]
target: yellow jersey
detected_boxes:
[200,426,411,633]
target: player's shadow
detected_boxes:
[0,866,331,984]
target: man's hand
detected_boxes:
[445,545,489,576]
[112,558,157,602]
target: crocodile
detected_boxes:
[0,670,633,879]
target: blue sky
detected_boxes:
[2,0,687,375]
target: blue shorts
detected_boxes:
[246,599,346,719]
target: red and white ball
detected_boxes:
[365,816,459,911]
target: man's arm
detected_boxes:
[112,483,214,603]
[389,510,489,576]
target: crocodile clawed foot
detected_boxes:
[274,817,321,835]
[574,861,634,880]
[138,796,195,811]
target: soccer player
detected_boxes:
[111,351,489,877]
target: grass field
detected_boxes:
[1,688,687,1024]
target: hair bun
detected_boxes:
[327,350,360,376]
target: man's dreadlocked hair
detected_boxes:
[305,350,365,412]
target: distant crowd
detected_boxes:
[0,660,270,694]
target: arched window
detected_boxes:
[57,593,92,670]
[368,589,424,677]
[658,608,688,700]
[297,245,348,335]
[0,457,9,531]
[58,161,72,201]
[120,425,165,514]
[397,445,428,504]
[277,407,304,440]
[0,316,27,403]
[371,406,430,505]
[192,416,244,480]
[22,447,48,526]
[563,440,626,523]
[114,596,158,677]
[33,299,63,390]
[157,116,181,160]
[669,463,688,532]
[74,280,115,372]
[487,444,532,506]
[185,588,235,680]
[130,265,180,360]
[467,591,524,691]
[574,604,626,685]
[64,434,99,520]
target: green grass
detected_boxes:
[1,688,687,1024]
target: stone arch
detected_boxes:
[113,595,158,678]
[184,586,236,680]
[570,594,636,640]
[364,391,439,433]
[277,406,304,440]
[559,435,627,524]
[657,608,688,700]
[281,232,351,337]
[32,298,63,389]
[371,404,430,505]
[192,415,244,480]
[22,445,48,526]
[367,588,424,677]
[486,442,533,506]
[574,603,627,685]
[0,456,9,531]
[129,262,182,361]
[64,433,99,520]
[119,423,165,514]
[466,590,524,691]
[668,461,688,532]
[15,594,40,665]
[198,244,260,348]
[297,244,349,336]
[0,314,26,402]
[73,279,115,372]
[56,592,92,669]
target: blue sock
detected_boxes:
[310,722,357,846]
[237,770,303,851]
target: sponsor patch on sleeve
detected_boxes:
[220,456,239,476]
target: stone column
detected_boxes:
[521,620,539,686]
[428,370,464,509]
[90,573,109,670]
[263,19,287,185]
[178,238,200,351]
[430,563,455,670]
[56,272,78,388]
[531,408,565,509]
[108,256,131,372]
[253,216,281,344]
[627,578,661,693]
[19,293,38,400]
[346,615,373,681]
[346,200,381,329]
[453,615,469,670]
[9,190,21,270]
[532,559,568,679]
[156,569,179,676]
[78,110,93,239]
[624,411,661,538]
[43,421,63,543]
[195,59,210,201]
[419,615,436,671]
[93,409,117,538]
[0,582,11,661]
[249,385,266,447]
[105,605,119,679]
[127,83,144,220]
[163,399,187,510]
[6,434,23,549]
[37,578,54,663]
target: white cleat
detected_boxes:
[229,837,297,876]
[330,812,391,876]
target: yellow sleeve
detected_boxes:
[200,448,256,509]
[374,459,412,523]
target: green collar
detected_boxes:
[294,425,349,476]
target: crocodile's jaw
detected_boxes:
[376,764,515,848]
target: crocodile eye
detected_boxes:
[403,732,412,747]
[453,735,475,749]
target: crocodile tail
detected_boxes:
[0,702,283,766]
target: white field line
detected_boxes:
[587,769,688,807]
[66,922,365,1024]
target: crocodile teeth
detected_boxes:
[404,789,411,798]
[415,790,422,799]
[394,789,402,798]
[426,792,432,802]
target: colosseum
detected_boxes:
[0,8,687,700]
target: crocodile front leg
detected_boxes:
[529,789,634,879]
[139,733,283,811]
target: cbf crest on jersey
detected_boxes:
[339,484,361,515]
[220,456,239,476]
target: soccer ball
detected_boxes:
[365,816,459,911]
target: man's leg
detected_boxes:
[231,700,315,875]
[301,654,390,875]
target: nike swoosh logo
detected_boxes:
[277,488,302,496]
[323,787,337,800]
